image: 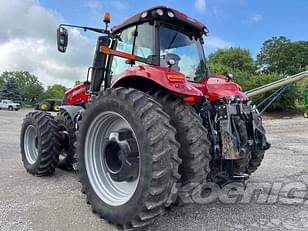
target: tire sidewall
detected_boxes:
[79,95,153,224]
[55,113,75,169]
[20,115,43,173]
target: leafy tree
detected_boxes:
[208,41,308,111]
[208,62,230,75]
[256,36,308,75]
[0,77,4,89]
[43,84,67,99]
[0,78,22,102]
[0,71,44,101]
[208,47,255,74]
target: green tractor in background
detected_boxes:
[34,99,62,112]
[304,89,308,118]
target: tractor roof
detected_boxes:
[112,6,207,37]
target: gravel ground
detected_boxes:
[0,109,308,231]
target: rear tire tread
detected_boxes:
[152,92,211,185]
[20,111,61,176]
[77,88,181,229]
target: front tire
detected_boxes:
[152,92,211,189]
[77,88,180,229]
[55,109,76,170]
[53,105,61,112]
[20,111,61,176]
[225,120,266,176]
[247,150,265,174]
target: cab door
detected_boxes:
[106,22,156,87]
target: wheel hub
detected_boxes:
[85,111,141,206]
[104,129,139,182]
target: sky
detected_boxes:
[0,0,307,87]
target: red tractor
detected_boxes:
[20,6,270,229]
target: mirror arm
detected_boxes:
[59,24,109,34]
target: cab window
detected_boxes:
[159,23,207,82]
[110,23,155,83]
[134,23,155,59]
[110,26,135,82]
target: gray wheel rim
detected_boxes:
[85,111,140,206]
[24,125,38,165]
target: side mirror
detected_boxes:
[57,27,68,53]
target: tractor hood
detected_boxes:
[192,75,249,101]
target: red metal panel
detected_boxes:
[191,75,249,102]
[112,65,203,97]
[64,82,89,105]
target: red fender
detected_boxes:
[112,65,203,97]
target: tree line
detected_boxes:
[0,36,307,110]
[0,71,68,104]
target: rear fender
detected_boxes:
[111,65,203,97]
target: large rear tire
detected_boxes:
[20,111,61,176]
[77,88,180,229]
[152,92,210,188]
[55,109,76,171]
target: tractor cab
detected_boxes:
[57,6,210,102]
[109,6,209,83]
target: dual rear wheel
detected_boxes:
[77,88,211,228]
[20,88,211,229]
[20,111,61,176]
[77,88,182,228]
